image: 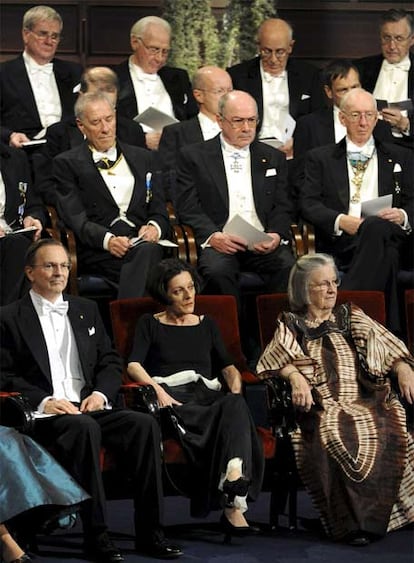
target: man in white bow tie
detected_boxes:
[0,237,184,562]
[53,91,170,299]
[0,5,82,148]
[114,16,197,151]
[227,18,324,159]
[355,8,414,141]
[300,88,414,334]
[176,90,295,320]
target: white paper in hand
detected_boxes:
[223,214,272,250]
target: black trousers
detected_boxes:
[34,408,164,539]
[329,216,408,333]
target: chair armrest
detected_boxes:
[302,222,315,254]
[0,392,35,433]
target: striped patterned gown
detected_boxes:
[257,303,414,540]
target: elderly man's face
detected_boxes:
[77,99,116,152]
[258,25,294,76]
[218,94,258,149]
[130,24,170,74]
[339,91,378,146]
[193,70,233,119]
[22,18,62,65]
[380,18,414,64]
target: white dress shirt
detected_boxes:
[129,58,174,132]
[259,61,290,141]
[23,51,62,137]
[198,112,221,140]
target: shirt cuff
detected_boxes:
[103,232,115,250]
[92,390,111,409]
[38,396,53,413]
[334,214,344,236]
[147,220,161,239]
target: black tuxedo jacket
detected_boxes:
[300,138,414,248]
[0,293,122,408]
[176,135,294,246]
[293,107,395,158]
[114,60,198,122]
[355,53,414,98]
[34,115,147,206]
[0,55,82,140]
[0,143,46,226]
[54,140,169,251]
[227,56,324,133]
[158,116,203,172]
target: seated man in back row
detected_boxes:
[299,88,413,334]
[54,91,169,299]
[175,90,295,312]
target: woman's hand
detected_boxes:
[395,362,414,405]
[155,385,182,407]
[289,372,314,412]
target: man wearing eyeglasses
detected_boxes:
[0,5,82,148]
[0,237,184,562]
[300,88,414,334]
[227,18,324,159]
[158,66,233,202]
[114,16,197,151]
[355,9,414,143]
[176,90,295,315]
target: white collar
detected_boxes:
[220,135,250,156]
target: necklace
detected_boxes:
[304,312,335,327]
[349,152,374,204]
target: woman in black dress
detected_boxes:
[127,258,264,540]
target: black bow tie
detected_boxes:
[95,157,117,170]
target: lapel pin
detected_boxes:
[80,315,84,319]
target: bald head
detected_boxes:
[339,88,378,146]
[217,90,258,149]
[257,18,294,76]
[192,66,233,120]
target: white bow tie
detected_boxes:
[41,301,68,316]
[29,62,53,76]
[383,59,410,72]
[92,146,118,163]
[263,70,286,83]
[136,70,158,82]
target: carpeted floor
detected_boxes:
[30,492,414,562]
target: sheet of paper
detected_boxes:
[260,138,284,149]
[223,214,272,250]
[129,237,178,248]
[134,107,178,130]
[361,194,392,217]
[6,225,38,235]
[21,139,47,147]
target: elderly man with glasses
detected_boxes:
[176,90,295,319]
[0,5,82,148]
[227,18,324,159]
[355,9,414,143]
[114,16,198,151]
[299,88,414,335]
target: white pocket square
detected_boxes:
[88,327,95,336]
[265,168,277,177]
[301,94,310,100]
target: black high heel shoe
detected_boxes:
[220,513,251,544]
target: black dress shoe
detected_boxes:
[136,528,183,559]
[84,531,124,562]
[347,531,370,547]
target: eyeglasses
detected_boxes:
[28,29,62,43]
[259,47,289,59]
[31,262,71,272]
[197,88,233,96]
[309,279,341,291]
[342,111,377,122]
[137,37,170,57]
[381,34,412,44]
[220,115,259,129]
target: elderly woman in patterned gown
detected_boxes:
[256,253,414,546]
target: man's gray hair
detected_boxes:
[130,16,171,39]
[288,253,338,312]
[23,5,63,31]
[339,88,377,113]
[75,91,115,120]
